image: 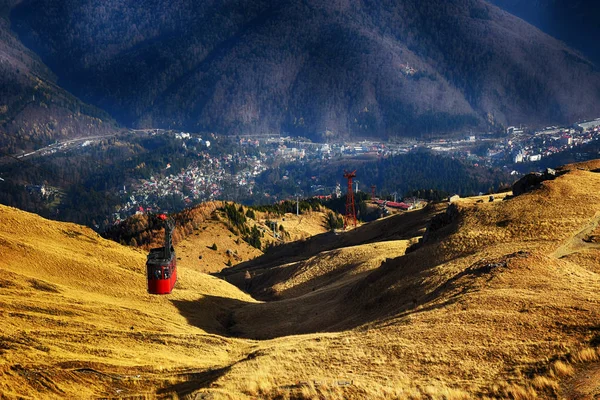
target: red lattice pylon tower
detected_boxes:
[371,185,377,200]
[344,170,357,229]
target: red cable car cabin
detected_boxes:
[146,215,177,294]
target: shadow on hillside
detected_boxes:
[172,254,467,340]
[225,230,340,275]
[171,297,250,336]
[227,207,436,273]
[172,293,360,340]
[373,252,529,330]
[218,207,442,300]
[272,261,363,300]
[156,366,232,398]
[172,209,481,340]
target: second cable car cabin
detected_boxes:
[146,214,177,294]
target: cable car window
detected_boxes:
[155,268,161,279]
[164,268,170,279]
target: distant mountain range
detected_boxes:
[3,0,600,142]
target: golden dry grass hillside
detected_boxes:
[168,206,330,274]
[219,204,439,300]
[2,160,600,399]
[0,205,258,398]
[106,202,330,274]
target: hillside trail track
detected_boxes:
[552,211,600,259]
[564,361,600,399]
[552,210,600,397]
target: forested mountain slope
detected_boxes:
[9,0,600,140]
[0,1,116,153]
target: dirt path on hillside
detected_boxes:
[563,362,600,399]
[552,212,600,259]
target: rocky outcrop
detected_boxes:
[422,203,460,244]
[512,168,565,196]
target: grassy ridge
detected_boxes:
[1,160,600,398]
